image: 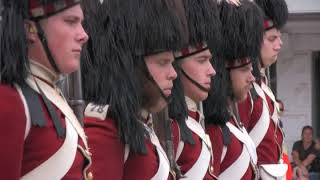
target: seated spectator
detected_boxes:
[292,126,319,180]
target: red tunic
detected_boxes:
[171,111,216,179]
[206,118,254,180]
[84,115,171,180]
[0,84,88,180]
[238,83,284,165]
[237,94,252,129]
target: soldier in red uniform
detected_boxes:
[81,0,185,179]
[237,0,290,179]
[0,0,91,179]
[203,0,264,179]
[167,0,221,179]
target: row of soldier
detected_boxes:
[0,0,291,179]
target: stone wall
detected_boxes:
[277,13,320,158]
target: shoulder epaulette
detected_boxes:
[84,103,109,120]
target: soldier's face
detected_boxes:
[39,4,88,74]
[144,51,177,112]
[260,28,282,67]
[180,49,215,102]
[229,62,255,102]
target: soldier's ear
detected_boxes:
[24,20,37,44]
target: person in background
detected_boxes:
[292,126,320,180]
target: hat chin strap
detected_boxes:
[147,75,172,104]
[179,67,209,93]
[143,61,171,104]
[35,22,61,73]
[259,58,267,69]
[158,82,172,103]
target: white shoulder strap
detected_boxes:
[123,134,171,180]
[149,129,170,180]
[186,116,210,147]
[260,82,277,108]
[124,144,130,163]
[176,115,212,159]
[260,82,285,158]
[221,146,227,163]
[260,82,280,124]
[253,82,267,108]
[175,141,184,161]
[26,77,88,149]
[21,119,78,180]
[176,116,212,179]
[14,84,31,140]
[17,81,83,179]
[183,140,211,180]
[173,120,183,161]
[248,91,254,114]
[219,123,252,180]
[249,83,271,147]
[226,122,257,164]
[219,143,251,180]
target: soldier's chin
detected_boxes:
[271,55,278,63]
[235,93,247,103]
[59,60,80,74]
[148,96,168,113]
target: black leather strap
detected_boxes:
[179,67,210,93]
[21,83,65,138]
[35,22,60,73]
[221,124,231,146]
[20,83,46,127]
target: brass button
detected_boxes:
[87,172,93,180]
[210,166,214,173]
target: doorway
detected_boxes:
[312,51,320,137]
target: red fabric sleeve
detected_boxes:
[249,96,263,132]
[0,85,27,180]
[123,140,158,180]
[84,116,125,180]
[206,125,223,177]
[237,94,252,129]
[171,120,180,156]
[175,112,202,174]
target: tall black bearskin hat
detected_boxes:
[81,0,186,154]
[123,0,185,57]
[0,0,80,85]
[254,0,288,31]
[204,0,264,127]
[218,0,264,63]
[174,0,221,59]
